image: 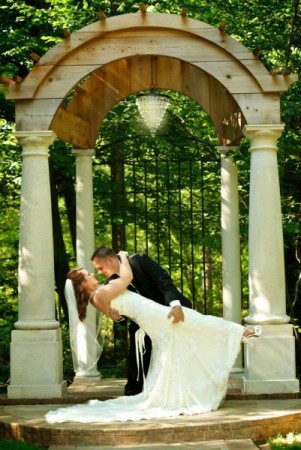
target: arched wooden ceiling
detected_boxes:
[6,12,298,148]
[51,56,245,148]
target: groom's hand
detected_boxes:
[168,305,184,323]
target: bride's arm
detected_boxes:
[91,251,133,313]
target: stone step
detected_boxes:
[0,399,300,448]
[48,439,260,450]
[0,380,298,449]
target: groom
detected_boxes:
[91,245,192,396]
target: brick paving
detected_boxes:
[48,440,260,449]
[0,378,300,449]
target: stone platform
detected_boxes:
[0,378,301,449]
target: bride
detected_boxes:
[46,251,261,423]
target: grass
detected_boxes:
[269,433,301,449]
[0,439,45,450]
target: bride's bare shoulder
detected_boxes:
[92,281,125,306]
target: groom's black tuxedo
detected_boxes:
[106,253,192,395]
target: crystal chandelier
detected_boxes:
[136,92,170,136]
[136,57,170,136]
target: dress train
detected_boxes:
[46,290,244,423]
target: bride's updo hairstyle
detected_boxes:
[67,268,90,321]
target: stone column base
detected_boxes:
[8,328,67,399]
[243,378,299,394]
[7,381,67,399]
[74,371,101,382]
[243,324,299,394]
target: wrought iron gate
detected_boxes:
[93,156,221,370]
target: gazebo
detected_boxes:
[5,9,299,398]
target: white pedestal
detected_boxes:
[74,372,101,382]
[243,324,299,394]
[8,328,67,399]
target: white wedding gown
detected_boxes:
[46,290,244,423]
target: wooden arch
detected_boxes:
[7,12,297,148]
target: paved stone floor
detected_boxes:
[1,377,300,449]
[47,440,260,449]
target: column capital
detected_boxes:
[243,124,284,141]
[217,146,240,158]
[15,131,56,148]
[72,148,95,158]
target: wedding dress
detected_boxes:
[46,290,244,423]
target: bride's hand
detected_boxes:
[117,250,133,282]
[118,250,129,258]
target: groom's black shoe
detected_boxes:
[124,382,143,396]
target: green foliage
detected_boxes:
[60,320,76,381]
[0,119,20,382]
[0,439,43,450]
[269,432,301,449]
[1,0,299,82]
[98,316,127,376]
[278,80,301,327]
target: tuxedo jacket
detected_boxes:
[112,253,191,309]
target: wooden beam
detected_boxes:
[218,20,226,32]
[13,75,24,83]
[282,67,291,75]
[98,10,106,21]
[139,3,146,14]
[252,47,260,57]
[29,52,41,62]
[270,67,279,75]
[52,108,93,149]
[181,7,188,17]
[63,28,71,38]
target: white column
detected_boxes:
[72,149,101,380]
[245,125,289,324]
[219,147,243,373]
[8,131,67,398]
[242,124,298,394]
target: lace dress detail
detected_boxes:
[46,290,244,423]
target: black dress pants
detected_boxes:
[124,320,152,396]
